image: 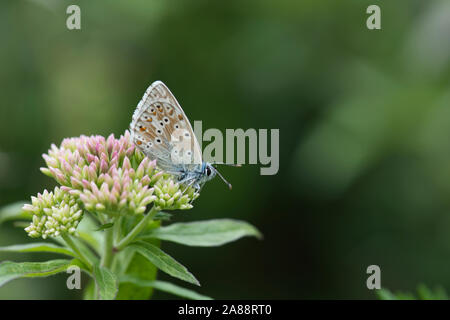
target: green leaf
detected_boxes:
[115,238,160,300]
[83,279,96,300]
[12,221,30,228]
[0,243,75,257]
[376,288,399,300]
[115,220,161,300]
[0,201,31,225]
[140,219,262,247]
[129,240,200,286]
[93,264,118,300]
[416,283,448,300]
[120,275,212,300]
[51,236,99,267]
[0,259,73,287]
[153,211,172,221]
[115,217,162,300]
[423,285,448,300]
[376,285,448,300]
[76,214,104,253]
[95,223,114,231]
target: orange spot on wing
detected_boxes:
[140,126,146,132]
[136,141,142,145]
[146,118,152,122]
[178,115,183,120]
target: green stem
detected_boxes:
[113,216,123,244]
[101,227,114,268]
[61,233,92,270]
[115,206,159,251]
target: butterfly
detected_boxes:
[129,80,235,193]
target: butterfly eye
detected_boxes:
[205,167,212,176]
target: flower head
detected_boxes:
[23,187,82,239]
[39,131,198,216]
[153,175,199,210]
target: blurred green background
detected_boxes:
[1,0,450,299]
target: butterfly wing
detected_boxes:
[130,81,203,173]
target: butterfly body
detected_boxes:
[175,162,217,191]
[129,81,221,193]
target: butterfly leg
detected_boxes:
[185,182,203,205]
[181,179,197,196]
[196,182,204,194]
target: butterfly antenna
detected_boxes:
[214,168,233,190]
[212,162,242,167]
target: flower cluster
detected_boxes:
[153,175,199,210]
[23,187,82,239]
[74,157,162,216]
[23,131,199,239]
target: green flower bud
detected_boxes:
[23,187,83,239]
[153,175,199,210]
